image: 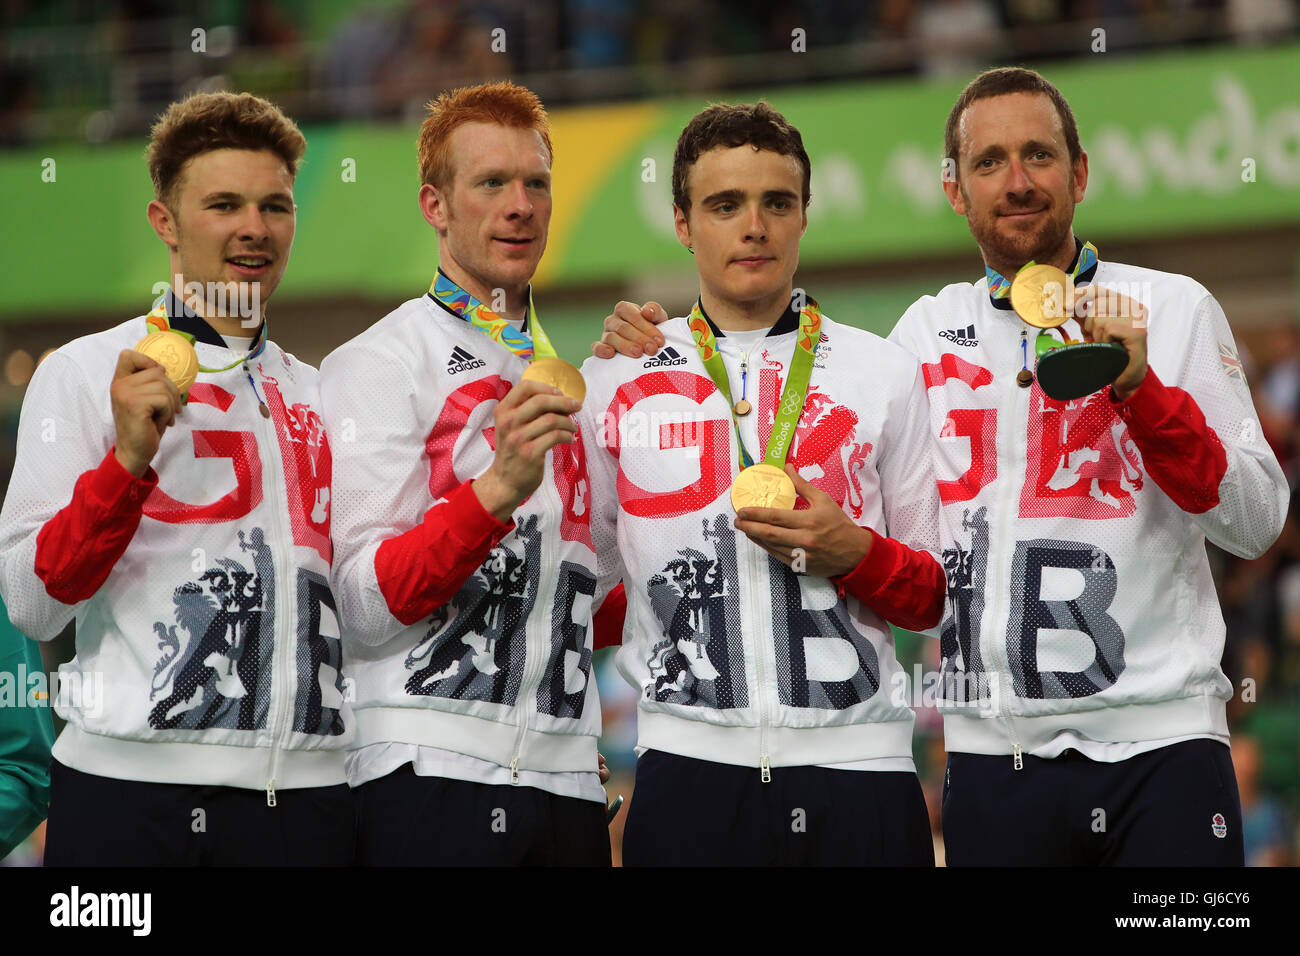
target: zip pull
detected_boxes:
[1012,744,1023,771]
[510,756,520,785]
[760,753,772,784]
[266,778,277,807]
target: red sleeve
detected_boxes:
[34,449,159,604]
[1108,368,1227,515]
[374,479,516,626]
[592,582,626,650]
[831,532,945,632]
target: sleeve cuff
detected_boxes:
[592,582,627,650]
[832,531,901,602]
[1107,367,1168,425]
[452,478,516,547]
[98,448,159,509]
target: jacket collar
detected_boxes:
[698,297,801,339]
[163,288,263,348]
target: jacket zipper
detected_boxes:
[747,539,773,782]
[736,345,770,782]
[508,419,564,784]
[993,328,1030,771]
[257,372,293,806]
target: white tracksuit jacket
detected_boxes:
[0,310,349,794]
[579,306,946,772]
[320,295,609,779]
[888,258,1288,759]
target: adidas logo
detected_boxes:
[938,324,978,347]
[643,345,689,368]
[448,345,486,374]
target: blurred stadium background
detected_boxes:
[1,0,1297,866]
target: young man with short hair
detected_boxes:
[0,92,353,866]
[579,102,945,866]
[321,82,619,866]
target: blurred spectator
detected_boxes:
[871,0,921,74]
[915,0,1003,77]
[1229,0,1298,43]
[0,64,37,149]
[316,4,402,119]
[1257,322,1300,486]
[374,0,505,121]
[1232,734,1292,865]
[565,0,635,68]
[107,0,184,116]
[240,0,300,51]
[230,0,308,102]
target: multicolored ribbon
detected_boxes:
[986,239,1098,300]
[687,298,821,472]
[428,271,556,362]
[145,295,268,372]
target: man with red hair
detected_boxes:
[320,82,619,865]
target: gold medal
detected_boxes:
[134,330,199,394]
[1010,264,1073,329]
[521,357,586,403]
[730,463,797,512]
[733,399,752,416]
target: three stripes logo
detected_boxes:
[448,345,486,374]
[938,324,978,347]
[643,345,689,368]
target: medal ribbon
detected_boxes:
[986,240,1098,300]
[144,297,269,372]
[687,298,821,472]
[428,271,557,362]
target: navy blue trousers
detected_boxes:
[942,739,1245,866]
[44,759,356,866]
[622,749,934,866]
[354,764,611,866]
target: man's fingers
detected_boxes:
[499,379,572,421]
[503,378,562,407]
[591,341,616,359]
[735,505,810,529]
[605,301,664,356]
[513,412,578,447]
[735,518,806,551]
[784,464,823,502]
[511,390,581,426]
[114,349,162,380]
[640,301,670,326]
[625,303,666,351]
[526,428,579,460]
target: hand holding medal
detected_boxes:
[686,296,874,578]
[426,271,585,522]
[733,464,876,578]
[520,356,586,403]
[133,329,199,395]
[111,348,184,478]
[1010,261,1133,401]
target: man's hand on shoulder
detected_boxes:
[590,301,669,359]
